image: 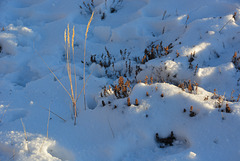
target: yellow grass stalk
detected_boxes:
[84,11,94,110]
[20,118,29,152]
[39,104,51,152]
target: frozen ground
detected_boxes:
[0,0,240,160]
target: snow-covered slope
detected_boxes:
[0,0,240,160]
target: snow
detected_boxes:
[0,0,240,160]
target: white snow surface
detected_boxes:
[0,0,240,160]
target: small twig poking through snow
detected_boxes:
[107,118,115,138]
[8,150,16,161]
[39,106,66,122]
[20,118,29,152]
[185,15,189,28]
[162,10,167,20]
[219,12,237,33]
[162,26,165,35]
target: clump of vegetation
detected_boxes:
[232,51,240,70]
[99,76,130,99]
[155,131,176,148]
[79,0,123,20]
[183,106,196,117]
[215,96,224,108]
[90,48,133,78]
[114,76,131,98]
[136,41,174,64]
[177,80,198,94]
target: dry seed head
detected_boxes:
[146,92,149,96]
[64,29,66,45]
[176,50,180,57]
[150,76,153,85]
[142,55,146,63]
[145,76,148,84]
[72,26,75,50]
[237,94,240,102]
[233,52,237,58]
[85,12,94,39]
[127,97,131,106]
[118,76,124,87]
[190,106,193,112]
[233,12,237,20]
[125,80,130,88]
[135,99,139,106]
[226,103,231,113]
[67,24,70,49]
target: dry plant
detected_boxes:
[188,80,192,93]
[194,82,198,94]
[145,76,148,84]
[189,106,196,117]
[39,104,51,152]
[135,99,139,106]
[237,94,240,102]
[146,92,149,96]
[231,89,235,101]
[127,97,131,106]
[36,12,94,125]
[226,103,232,113]
[150,76,153,85]
[112,76,131,98]
[84,12,94,110]
[176,50,180,58]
